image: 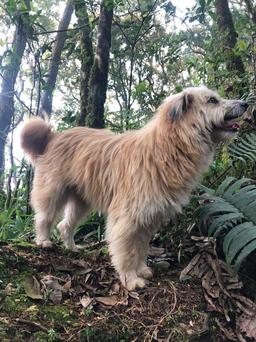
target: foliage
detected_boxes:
[195,177,256,270]
[229,132,256,163]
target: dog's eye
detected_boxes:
[207,97,219,104]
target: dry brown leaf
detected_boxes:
[80,296,93,308]
[62,280,72,292]
[215,318,237,341]
[129,291,140,300]
[179,253,202,281]
[237,314,256,340]
[148,246,165,257]
[232,294,256,312]
[51,260,75,272]
[95,295,120,306]
[41,275,64,304]
[72,259,88,268]
[23,276,42,300]
[49,289,62,304]
[41,275,62,290]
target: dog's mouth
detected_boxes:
[217,104,248,133]
[220,120,241,132]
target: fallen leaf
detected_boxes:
[49,289,62,304]
[23,276,42,299]
[63,280,72,292]
[214,318,237,341]
[72,259,88,268]
[41,275,64,304]
[148,246,165,257]
[129,291,140,300]
[95,295,120,306]
[51,260,75,272]
[80,296,93,308]
[180,253,202,281]
[237,313,256,339]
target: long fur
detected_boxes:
[20,86,247,290]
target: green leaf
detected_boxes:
[223,222,254,257]
[229,133,256,162]
[226,226,256,264]
[234,240,256,270]
[208,212,243,236]
[216,177,236,196]
[195,176,256,272]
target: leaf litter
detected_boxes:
[181,236,256,341]
[0,241,219,341]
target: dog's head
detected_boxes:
[165,86,248,144]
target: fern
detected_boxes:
[194,177,256,270]
[228,132,256,163]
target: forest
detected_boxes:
[0,0,256,341]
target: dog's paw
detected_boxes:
[138,265,153,279]
[35,239,53,248]
[120,271,147,291]
[126,276,146,291]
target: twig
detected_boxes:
[15,318,49,333]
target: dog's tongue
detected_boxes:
[224,122,240,130]
[232,122,240,129]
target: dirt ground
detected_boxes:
[0,241,222,342]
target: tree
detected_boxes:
[0,0,30,182]
[39,0,74,117]
[74,0,94,126]
[244,0,256,24]
[109,0,176,130]
[74,0,114,128]
[214,0,245,76]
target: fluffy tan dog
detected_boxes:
[21,87,248,290]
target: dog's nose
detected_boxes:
[240,101,249,110]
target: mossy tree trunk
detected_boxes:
[74,0,94,126]
[244,0,256,25]
[0,0,30,184]
[86,0,114,128]
[214,0,245,76]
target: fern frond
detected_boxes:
[195,178,256,270]
[228,133,256,162]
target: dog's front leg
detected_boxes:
[106,216,152,291]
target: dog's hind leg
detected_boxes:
[32,188,63,248]
[106,215,152,291]
[57,194,90,252]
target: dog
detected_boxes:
[20,86,248,290]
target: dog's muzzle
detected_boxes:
[221,101,249,132]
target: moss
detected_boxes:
[31,331,49,342]
[2,295,29,315]
[41,304,76,323]
[79,327,132,342]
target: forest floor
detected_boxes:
[0,240,222,342]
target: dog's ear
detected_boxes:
[169,93,194,121]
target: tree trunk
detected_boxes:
[86,0,114,128]
[214,0,245,75]
[0,0,30,182]
[39,0,74,117]
[243,0,256,25]
[74,0,94,126]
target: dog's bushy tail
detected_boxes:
[20,117,54,165]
